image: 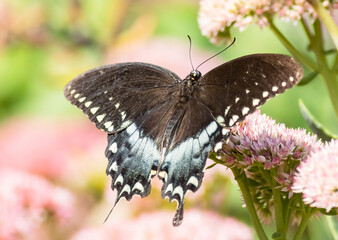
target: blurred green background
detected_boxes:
[0,0,336,239]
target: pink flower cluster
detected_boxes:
[198,0,336,43]
[71,210,253,240]
[221,111,322,223]
[0,168,74,240]
[292,139,338,212]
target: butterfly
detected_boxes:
[64,49,303,226]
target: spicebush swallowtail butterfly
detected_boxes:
[64,48,303,226]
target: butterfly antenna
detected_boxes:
[187,35,195,70]
[196,37,236,70]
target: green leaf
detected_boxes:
[205,162,218,170]
[319,208,338,216]
[297,71,318,86]
[272,232,282,239]
[299,99,338,141]
[208,152,226,165]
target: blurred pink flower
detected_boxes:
[198,0,337,43]
[70,209,253,240]
[0,117,106,180]
[0,168,75,240]
[292,139,338,212]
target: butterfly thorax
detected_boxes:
[179,70,202,103]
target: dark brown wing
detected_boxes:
[194,54,303,128]
[64,62,181,133]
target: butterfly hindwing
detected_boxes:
[104,93,182,202]
[64,62,180,133]
[195,54,303,128]
[159,98,223,226]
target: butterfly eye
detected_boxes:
[190,70,201,80]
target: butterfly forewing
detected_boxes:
[64,63,180,133]
[195,54,303,128]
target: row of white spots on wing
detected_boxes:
[158,171,167,182]
[109,97,113,101]
[104,121,113,129]
[115,103,120,109]
[222,128,230,136]
[109,142,118,153]
[84,101,92,107]
[224,106,230,116]
[229,114,239,127]
[104,90,108,94]
[70,89,76,95]
[150,170,157,178]
[213,141,222,152]
[254,82,258,86]
[216,115,225,126]
[74,93,80,98]
[282,81,287,87]
[262,91,269,98]
[187,176,199,188]
[245,89,250,94]
[78,97,86,102]
[109,161,118,172]
[96,113,106,123]
[252,98,260,106]
[119,184,131,197]
[120,120,132,129]
[289,76,294,82]
[121,111,126,121]
[172,186,184,201]
[90,106,100,114]
[272,86,278,92]
[242,107,250,116]
[165,183,173,195]
[235,97,240,103]
[115,174,124,185]
[132,182,145,192]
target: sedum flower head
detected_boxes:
[292,139,338,212]
[221,111,322,224]
[198,0,337,43]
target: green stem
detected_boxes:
[308,0,338,49]
[312,20,338,118]
[326,216,338,240]
[272,188,286,239]
[300,17,313,40]
[268,19,318,72]
[231,168,268,240]
[293,207,315,240]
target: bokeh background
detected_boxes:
[0,0,336,239]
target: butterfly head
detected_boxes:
[188,70,201,81]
